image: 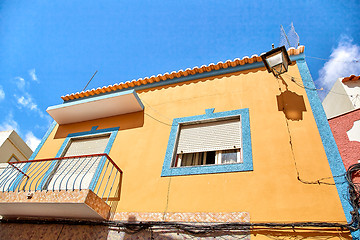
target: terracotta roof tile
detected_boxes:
[342,75,360,83]
[61,45,305,101]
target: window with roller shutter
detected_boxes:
[161,108,253,177]
[44,134,110,190]
[173,117,242,167]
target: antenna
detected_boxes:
[82,70,98,92]
[280,23,300,49]
[280,25,291,49]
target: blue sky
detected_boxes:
[0,1,359,151]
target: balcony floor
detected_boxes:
[0,189,110,220]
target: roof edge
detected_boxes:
[342,75,360,83]
[327,107,360,120]
[62,46,305,102]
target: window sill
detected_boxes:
[164,162,253,176]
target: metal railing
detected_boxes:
[0,153,122,203]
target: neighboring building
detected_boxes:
[323,75,360,189]
[0,46,356,239]
[323,75,360,119]
[328,108,360,169]
[0,130,33,163]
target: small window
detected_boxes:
[172,117,242,168]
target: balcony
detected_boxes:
[0,153,122,220]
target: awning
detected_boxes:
[47,90,144,124]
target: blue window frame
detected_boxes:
[161,108,253,176]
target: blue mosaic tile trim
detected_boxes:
[297,60,358,239]
[37,126,119,191]
[161,108,253,176]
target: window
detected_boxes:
[173,117,242,167]
[161,108,253,176]
[44,134,111,190]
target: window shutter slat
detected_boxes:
[176,118,241,154]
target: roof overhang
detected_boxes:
[47,89,144,125]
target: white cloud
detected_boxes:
[16,94,38,110]
[0,86,5,101]
[0,113,20,133]
[29,69,39,82]
[14,77,26,90]
[316,36,360,100]
[14,93,49,121]
[25,131,41,151]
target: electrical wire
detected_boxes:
[2,163,359,235]
[141,99,174,221]
[56,224,65,240]
[163,172,172,220]
[142,98,174,122]
[144,112,174,127]
[282,73,322,91]
[346,163,360,230]
[0,218,353,232]
[275,77,342,186]
[282,73,360,105]
[306,56,360,63]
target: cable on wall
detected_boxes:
[2,163,359,235]
[275,77,344,186]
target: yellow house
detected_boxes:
[0,46,356,239]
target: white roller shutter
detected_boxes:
[176,117,241,154]
[63,135,110,157]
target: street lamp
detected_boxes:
[261,46,292,77]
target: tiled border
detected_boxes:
[161,108,253,176]
[0,189,89,203]
[113,211,250,223]
[297,60,357,239]
[85,189,111,219]
[0,189,110,220]
[38,126,119,191]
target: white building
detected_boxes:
[322,75,360,119]
[0,130,32,163]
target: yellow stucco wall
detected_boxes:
[34,63,347,228]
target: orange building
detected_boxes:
[0,46,356,239]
